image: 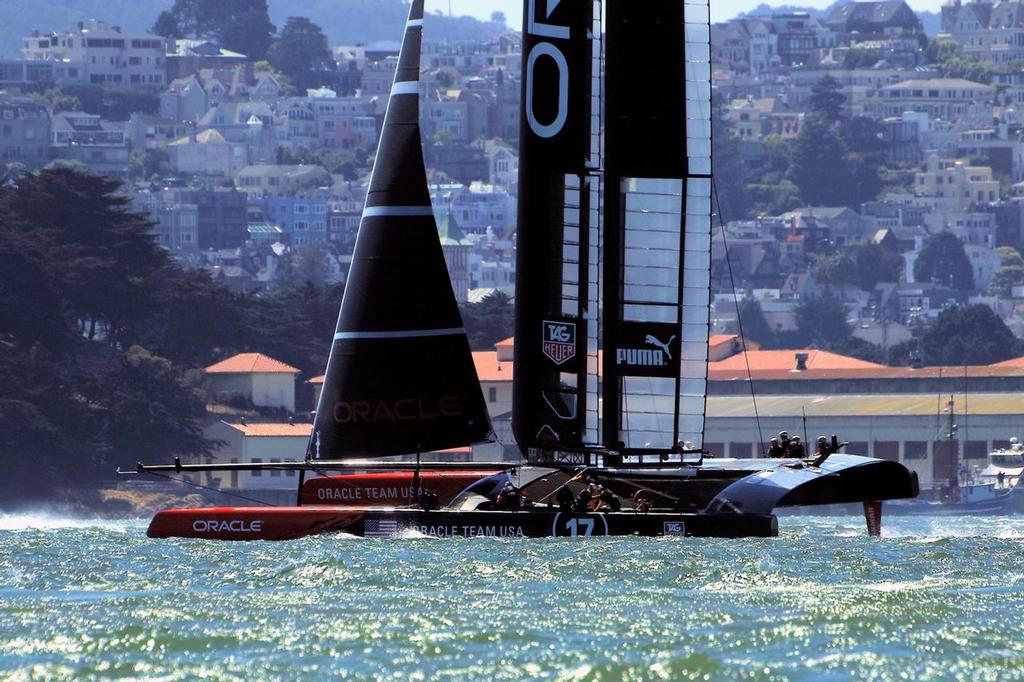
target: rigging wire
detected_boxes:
[711,177,765,454]
[141,470,278,507]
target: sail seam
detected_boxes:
[362,205,434,217]
[334,327,465,340]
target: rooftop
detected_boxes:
[205,353,300,374]
[224,421,312,437]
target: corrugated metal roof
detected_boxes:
[707,393,1024,418]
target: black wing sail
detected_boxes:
[601,0,713,452]
[309,0,491,459]
[513,0,599,456]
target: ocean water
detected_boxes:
[1,515,1023,681]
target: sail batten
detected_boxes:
[309,0,491,460]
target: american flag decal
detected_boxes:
[364,518,400,538]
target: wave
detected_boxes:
[0,513,144,531]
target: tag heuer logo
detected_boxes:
[542,320,576,365]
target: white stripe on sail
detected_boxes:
[390,81,419,96]
[334,327,465,341]
[407,18,424,28]
[362,205,434,218]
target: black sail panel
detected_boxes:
[310,0,491,459]
[602,0,713,451]
[513,0,597,455]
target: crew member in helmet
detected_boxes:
[787,435,806,459]
[810,435,832,467]
[778,431,791,452]
[495,481,523,511]
[767,438,786,458]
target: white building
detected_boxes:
[202,421,309,491]
[204,352,300,412]
[22,21,165,87]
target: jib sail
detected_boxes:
[309,0,492,459]
[513,0,713,457]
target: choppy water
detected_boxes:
[1,515,1024,681]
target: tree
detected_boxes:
[808,75,845,122]
[459,291,514,350]
[851,242,903,291]
[913,231,975,290]
[737,298,776,347]
[794,295,851,347]
[838,117,887,157]
[712,92,749,222]
[811,252,859,291]
[268,17,333,92]
[4,170,167,347]
[154,0,276,61]
[919,304,1023,365]
[789,116,855,206]
[988,247,1024,297]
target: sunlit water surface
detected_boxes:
[1,514,1023,680]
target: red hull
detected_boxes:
[148,506,365,540]
[299,470,496,506]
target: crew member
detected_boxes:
[998,471,1006,488]
[787,435,805,459]
[599,489,622,512]
[778,431,791,452]
[810,435,832,467]
[767,438,786,458]
[556,485,574,510]
[495,481,522,511]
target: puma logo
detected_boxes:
[645,334,675,360]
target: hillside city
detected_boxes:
[6,0,1024,503]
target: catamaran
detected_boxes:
[124,0,918,540]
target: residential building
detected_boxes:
[822,1,923,38]
[160,75,210,123]
[167,128,248,178]
[22,21,165,87]
[201,421,308,492]
[235,164,331,198]
[0,59,54,89]
[262,194,330,245]
[0,95,50,169]
[49,112,130,178]
[204,352,300,413]
[914,155,1000,212]
[166,39,250,82]
[865,79,995,123]
[945,0,1024,65]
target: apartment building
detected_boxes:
[22,21,165,87]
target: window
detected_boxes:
[270,458,281,476]
[729,442,754,458]
[964,441,988,459]
[252,458,263,476]
[488,387,497,402]
[904,441,928,460]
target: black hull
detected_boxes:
[359,509,778,539]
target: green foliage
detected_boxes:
[794,295,851,347]
[129,148,172,181]
[268,17,333,92]
[811,252,859,290]
[919,304,1022,365]
[276,145,366,178]
[154,0,276,61]
[789,116,856,207]
[843,48,881,69]
[0,169,234,491]
[459,291,514,350]
[60,85,160,119]
[938,55,996,84]
[851,242,903,291]
[744,181,802,216]
[913,231,975,290]
[737,298,777,348]
[838,117,887,156]
[808,75,845,122]
[712,93,748,222]
[925,37,959,64]
[828,336,887,364]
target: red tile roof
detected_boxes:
[991,356,1024,368]
[709,349,884,373]
[308,374,325,385]
[205,353,300,374]
[473,350,514,382]
[225,422,313,437]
